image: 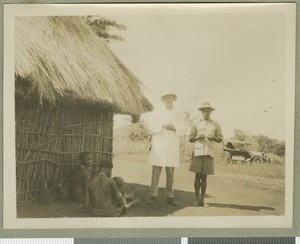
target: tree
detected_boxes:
[254,135,279,153]
[84,15,126,43]
[232,129,248,141]
[273,142,285,157]
[183,110,194,126]
[231,129,285,157]
[128,120,150,141]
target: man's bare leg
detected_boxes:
[125,189,137,202]
[122,197,141,215]
[192,173,201,207]
[200,174,209,207]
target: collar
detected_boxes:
[200,118,212,122]
[160,105,174,111]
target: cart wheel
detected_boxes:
[253,156,264,164]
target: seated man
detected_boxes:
[85,160,139,217]
[113,176,138,203]
[69,152,92,202]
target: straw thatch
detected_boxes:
[15,16,152,203]
[15,16,152,114]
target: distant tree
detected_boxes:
[231,129,285,157]
[273,142,285,157]
[232,129,248,141]
[183,110,194,126]
[128,120,150,141]
[84,15,126,43]
[251,134,285,157]
[254,135,275,153]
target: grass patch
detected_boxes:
[113,128,285,192]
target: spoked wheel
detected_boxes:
[252,156,264,164]
[221,151,231,164]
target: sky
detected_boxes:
[103,6,287,140]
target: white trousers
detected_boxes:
[150,166,175,198]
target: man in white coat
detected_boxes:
[147,92,186,206]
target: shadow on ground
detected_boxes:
[17,182,209,218]
[125,183,213,217]
[17,182,276,218]
[208,203,275,212]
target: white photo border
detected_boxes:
[3,3,295,229]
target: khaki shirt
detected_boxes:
[189,119,223,158]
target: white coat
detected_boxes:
[147,106,186,168]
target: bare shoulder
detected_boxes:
[108,177,117,186]
[87,175,98,188]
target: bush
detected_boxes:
[273,142,285,157]
[232,129,285,157]
[233,129,248,141]
[253,135,285,157]
[128,121,149,141]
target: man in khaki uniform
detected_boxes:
[189,102,223,207]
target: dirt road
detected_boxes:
[17,159,284,218]
[112,159,284,217]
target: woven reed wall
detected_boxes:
[60,104,113,181]
[15,99,113,203]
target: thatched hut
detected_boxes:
[15,16,152,202]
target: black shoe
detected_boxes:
[147,197,157,205]
[167,198,179,206]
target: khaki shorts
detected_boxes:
[189,155,214,175]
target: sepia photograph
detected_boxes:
[3,3,295,229]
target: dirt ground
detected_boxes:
[17,159,284,218]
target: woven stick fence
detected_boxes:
[60,105,113,181]
[16,100,114,203]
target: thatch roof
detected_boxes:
[15,16,153,114]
